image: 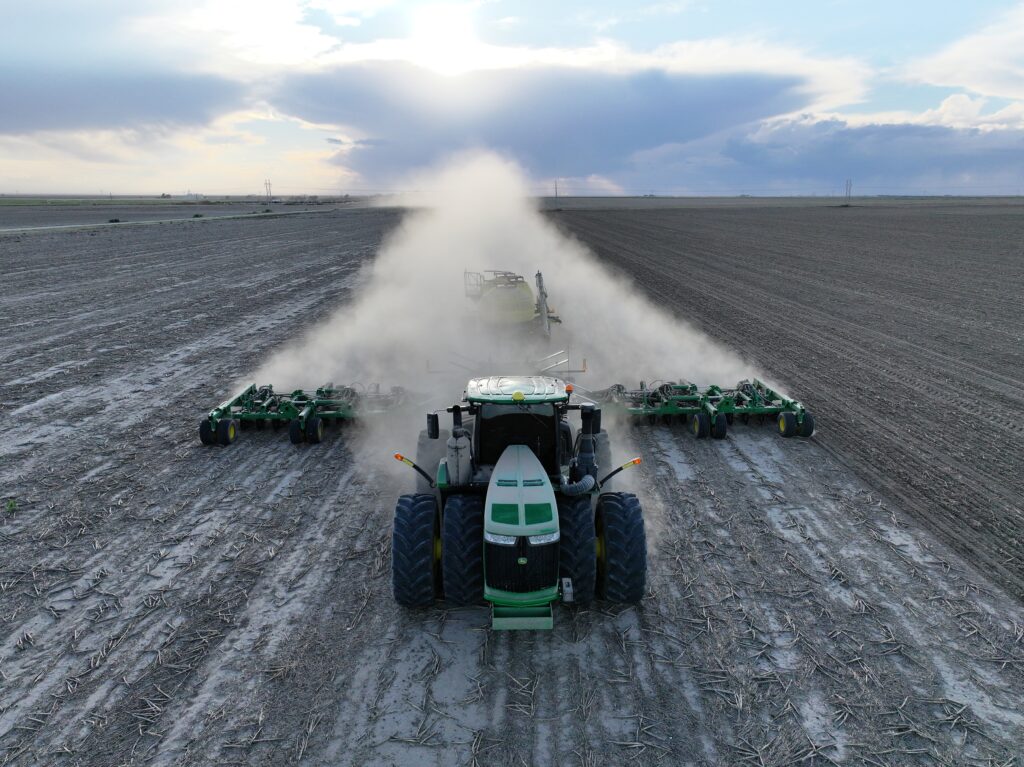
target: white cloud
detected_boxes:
[128,1,341,75]
[122,1,867,113]
[906,4,1024,99]
[306,0,393,26]
[815,94,1024,132]
[0,110,354,194]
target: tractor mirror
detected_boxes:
[592,407,602,434]
[426,413,439,439]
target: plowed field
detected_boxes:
[1,202,1022,766]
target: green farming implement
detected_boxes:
[199,383,405,446]
[464,269,561,338]
[391,376,646,630]
[595,378,815,440]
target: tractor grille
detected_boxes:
[485,538,558,593]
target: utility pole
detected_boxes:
[265,179,272,202]
[844,179,852,205]
[554,178,558,198]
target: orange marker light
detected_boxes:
[565,384,574,394]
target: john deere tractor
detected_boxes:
[391,376,647,629]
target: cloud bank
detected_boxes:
[2,1,1024,194]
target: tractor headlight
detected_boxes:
[484,532,517,546]
[527,531,560,545]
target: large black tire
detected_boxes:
[199,420,216,446]
[415,428,450,493]
[799,412,815,438]
[441,494,485,605]
[216,419,238,446]
[306,415,324,444]
[596,493,647,604]
[557,495,596,606]
[691,412,710,439]
[288,419,304,444]
[392,494,439,607]
[711,413,728,440]
[778,411,798,438]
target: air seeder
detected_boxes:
[198,383,405,446]
[464,270,561,338]
[391,376,646,630]
[596,378,815,439]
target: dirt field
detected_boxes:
[550,199,1024,599]
[2,204,1023,766]
[0,201,344,231]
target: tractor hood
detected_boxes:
[484,445,558,538]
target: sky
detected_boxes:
[2,0,1023,196]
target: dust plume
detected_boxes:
[252,151,756,406]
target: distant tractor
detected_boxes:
[464,270,560,339]
[392,376,647,629]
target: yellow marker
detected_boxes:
[394,452,413,466]
[512,390,525,402]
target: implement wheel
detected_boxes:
[306,416,324,444]
[441,495,484,605]
[596,493,647,603]
[778,411,798,438]
[199,420,216,446]
[288,419,304,444]
[799,412,815,438]
[216,419,238,446]
[392,494,439,607]
[711,414,728,440]
[557,495,595,606]
[691,412,710,439]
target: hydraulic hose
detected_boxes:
[560,474,596,496]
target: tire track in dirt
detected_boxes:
[551,202,1024,599]
[2,203,1022,766]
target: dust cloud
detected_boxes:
[251,150,755,409]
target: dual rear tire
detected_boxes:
[392,493,485,607]
[557,492,646,606]
[199,419,238,446]
[288,416,325,444]
[778,411,815,438]
[691,413,727,440]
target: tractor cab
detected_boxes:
[468,376,568,476]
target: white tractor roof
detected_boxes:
[466,376,569,404]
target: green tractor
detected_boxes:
[391,376,647,629]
